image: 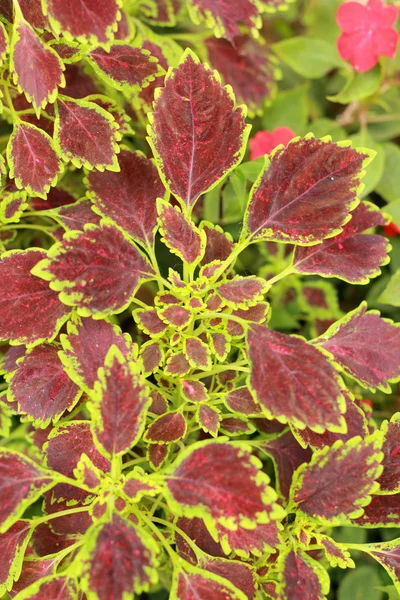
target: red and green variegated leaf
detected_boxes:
[60,315,131,393]
[140,341,163,375]
[352,493,400,528]
[260,431,312,499]
[5,556,56,597]
[87,149,165,248]
[11,20,64,111]
[0,250,70,346]
[147,442,169,470]
[54,96,120,171]
[209,331,231,361]
[0,21,8,61]
[225,386,261,416]
[149,390,168,415]
[219,417,255,436]
[43,487,93,535]
[242,137,372,245]
[200,223,234,266]
[86,94,132,133]
[53,199,101,232]
[0,450,54,532]
[32,222,154,317]
[277,549,330,600]
[171,562,247,600]
[165,352,191,377]
[7,123,62,198]
[90,346,151,458]
[216,519,280,557]
[80,514,159,598]
[45,421,110,481]
[88,43,163,91]
[377,414,400,494]
[139,0,181,26]
[186,0,261,41]
[358,539,400,593]
[133,307,167,336]
[0,520,31,595]
[316,534,355,569]
[42,0,121,44]
[157,200,205,264]
[164,440,284,533]
[314,302,400,392]
[293,202,389,283]
[201,556,256,600]
[247,325,346,432]
[217,276,266,308]
[159,305,191,328]
[291,391,369,450]
[73,454,103,490]
[7,343,81,426]
[48,38,83,63]
[12,576,78,599]
[144,411,187,444]
[290,433,383,525]
[184,337,212,370]
[197,404,220,436]
[148,49,250,208]
[122,467,160,503]
[181,379,208,403]
[206,36,277,114]
[0,188,28,224]
[175,516,224,563]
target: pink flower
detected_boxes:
[249,127,295,160]
[337,0,399,73]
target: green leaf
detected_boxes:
[262,84,309,132]
[378,270,400,306]
[385,200,400,227]
[308,118,346,142]
[327,67,382,105]
[338,566,383,600]
[376,143,400,202]
[272,37,344,79]
[348,131,385,198]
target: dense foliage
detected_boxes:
[0,0,400,599]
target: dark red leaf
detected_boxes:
[209,332,230,361]
[11,22,64,110]
[315,302,400,391]
[220,417,255,435]
[0,250,70,345]
[138,38,169,107]
[149,49,249,207]
[197,405,220,436]
[201,557,256,600]
[141,342,163,375]
[63,63,100,98]
[0,450,53,531]
[8,343,81,425]
[30,187,75,211]
[30,523,74,558]
[9,557,58,596]
[184,337,211,370]
[90,347,150,457]
[32,223,154,317]
[175,517,225,563]
[291,434,383,524]
[0,520,31,593]
[201,223,234,266]
[145,411,187,443]
[165,441,282,530]
[43,490,92,534]
[88,149,164,247]
[158,201,204,263]
[217,276,266,308]
[260,431,312,499]
[377,414,400,493]
[148,443,169,469]
[149,390,168,415]
[361,539,400,592]
[352,493,400,527]
[19,0,47,28]
[181,379,208,403]
[12,576,78,599]
[0,21,6,61]
[291,391,369,450]
[81,514,158,598]
[225,386,261,415]
[44,0,120,43]
[187,0,260,42]
[55,199,101,231]
[160,305,191,328]
[89,44,162,90]
[55,97,120,170]
[165,352,191,377]
[216,519,280,557]
[243,137,370,244]
[0,345,26,375]
[134,307,167,336]
[293,202,389,283]
[279,550,329,600]
[60,315,130,392]
[8,123,61,197]
[206,36,277,112]
[139,0,181,26]
[122,469,159,502]
[248,325,346,431]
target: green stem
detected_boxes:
[130,506,178,564]
[200,311,248,326]
[29,506,90,529]
[3,84,19,123]
[190,362,249,380]
[152,516,204,560]
[0,223,58,241]
[122,457,148,470]
[208,239,250,283]
[264,265,295,290]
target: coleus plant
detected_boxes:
[0,1,399,600]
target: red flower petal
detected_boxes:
[249,127,295,160]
